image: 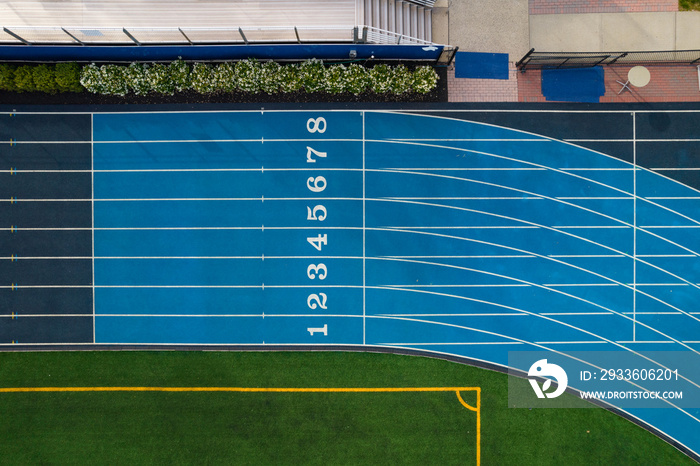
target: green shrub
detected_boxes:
[325,64,346,94]
[14,65,36,92]
[298,59,327,93]
[213,62,236,92]
[123,63,149,95]
[259,61,282,94]
[81,64,128,96]
[147,63,175,95]
[277,63,302,93]
[190,63,215,94]
[0,64,17,91]
[234,59,262,93]
[345,63,370,95]
[169,59,190,92]
[75,59,439,97]
[679,0,700,11]
[369,64,393,94]
[388,64,412,94]
[99,64,129,96]
[79,63,103,94]
[411,66,438,94]
[54,63,83,92]
[32,64,58,94]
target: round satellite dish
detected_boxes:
[628,66,651,88]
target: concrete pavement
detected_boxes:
[530,11,700,53]
[437,2,700,64]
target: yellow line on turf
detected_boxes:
[455,388,481,466]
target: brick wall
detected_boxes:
[529,0,677,15]
[447,64,519,102]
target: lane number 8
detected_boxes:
[307,117,326,134]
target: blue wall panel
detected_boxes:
[0,44,443,62]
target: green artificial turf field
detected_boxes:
[0,351,695,465]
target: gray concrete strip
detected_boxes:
[447,0,530,62]
[601,12,676,51]
[531,11,700,53]
[431,0,449,46]
[529,14,602,53]
[676,12,700,50]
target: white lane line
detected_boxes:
[383,284,531,288]
[370,252,700,331]
[381,255,536,259]
[645,198,700,201]
[94,167,364,173]
[373,205,700,315]
[379,226,539,230]
[383,196,543,200]
[0,284,363,289]
[384,167,547,171]
[617,341,675,344]
[536,341,611,344]
[378,341,526,346]
[91,111,96,345]
[547,255,625,258]
[386,138,547,142]
[93,314,357,318]
[0,314,98,318]
[653,168,700,171]
[377,313,527,317]
[552,226,628,229]
[556,197,631,200]
[368,140,700,255]
[89,256,363,260]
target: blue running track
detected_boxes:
[1,109,699,459]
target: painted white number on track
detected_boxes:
[307,264,327,280]
[307,324,328,336]
[306,146,327,163]
[307,176,326,193]
[306,117,327,134]
[306,116,328,338]
[307,234,327,251]
[307,205,327,221]
[307,293,328,310]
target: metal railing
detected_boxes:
[517,48,700,71]
[0,25,358,46]
[362,26,434,45]
[0,24,443,47]
[405,0,437,7]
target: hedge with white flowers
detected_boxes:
[79,58,438,96]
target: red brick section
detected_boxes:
[517,68,547,102]
[529,0,677,15]
[601,65,700,102]
[516,65,700,103]
[447,64,519,102]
